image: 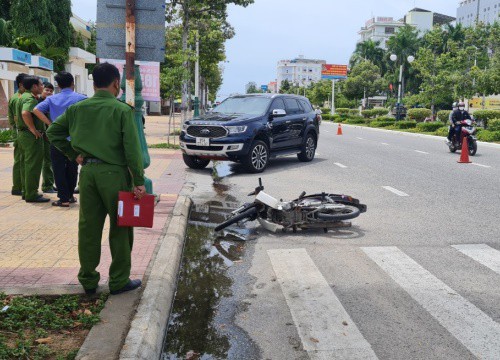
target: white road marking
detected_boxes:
[381,142,389,146]
[362,246,500,359]
[414,150,429,154]
[334,162,347,168]
[315,152,321,156]
[452,244,500,275]
[382,186,409,197]
[268,249,378,360]
[356,137,364,140]
[472,163,492,168]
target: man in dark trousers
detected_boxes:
[16,76,51,203]
[34,73,86,207]
[7,73,27,196]
[47,63,146,295]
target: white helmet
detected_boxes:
[452,102,458,108]
[458,101,465,109]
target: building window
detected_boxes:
[385,27,395,34]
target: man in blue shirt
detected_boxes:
[34,72,87,207]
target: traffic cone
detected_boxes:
[457,136,471,164]
[337,123,343,136]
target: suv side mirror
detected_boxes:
[270,109,286,119]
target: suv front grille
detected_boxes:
[187,125,228,138]
[187,145,224,151]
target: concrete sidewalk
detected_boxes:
[0,116,186,294]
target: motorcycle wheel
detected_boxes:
[215,207,258,232]
[317,205,361,221]
[449,144,457,153]
[468,140,477,156]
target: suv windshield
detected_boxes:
[214,97,271,115]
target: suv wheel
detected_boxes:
[182,154,210,169]
[243,140,269,173]
[298,133,316,162]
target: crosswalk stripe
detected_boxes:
[362,246,500,359]
[452,244,500,275]
[268,248,378,359]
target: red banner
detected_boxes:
[321,64,348,79]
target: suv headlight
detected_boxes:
[182,123,189,132]
[226,126,247,134]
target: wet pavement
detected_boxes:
[162,164,261,359]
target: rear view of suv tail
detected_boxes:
[179,94,320,173]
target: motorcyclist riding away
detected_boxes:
[449,101,471,145]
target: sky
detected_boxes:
[72,0,458,98]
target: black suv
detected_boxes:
[179,94,320,173]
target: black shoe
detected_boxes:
[74,187,79,194]
[84,288,97,295]
[53,186,58,191]
[43,188,57,194]
[69,196,77,204]
[11,190,22,196]
[110,279,142,295]
[26,196,51,203]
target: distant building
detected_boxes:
[276,55,326,92]
[67,15,96,97]
[268,81,278,94]
[358,17,405,49]
[457,0,500,27]
[404,8,456,34]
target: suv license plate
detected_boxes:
[196,137,210,146]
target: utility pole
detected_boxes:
[125,0,136,108]
[194,30,200,117]
[331,79,336,115]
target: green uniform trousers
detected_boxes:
[11,131,22,192]
[42,138,54,191]
[78,163,134,292]
[17,131,43,201]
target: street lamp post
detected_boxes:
[390,54,414,120]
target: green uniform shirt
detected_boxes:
[16,92,45,131]
[46,90,145,186]
[8,91,22,128]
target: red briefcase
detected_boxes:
[117,191,155,228]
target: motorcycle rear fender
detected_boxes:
[296,193,367,213]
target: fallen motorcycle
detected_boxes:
[215,179,367,233]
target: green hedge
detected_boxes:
[375,116,396,122]
[336,108,350,116]
[370,120,394,128]
[348,109,360,117]
[435,126,450,136]
[320,108,330,114]
[394,121,417,129]
[407,108,432,122]
[0,129,14,144]
[473,110,500,121]
[477,130,500,142]
[487,119,500,131]
[416,121,445,132]
[344,117,365,125]
[321,114,332,120]
[437,110,451,122]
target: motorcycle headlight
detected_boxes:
[226,126,247,134]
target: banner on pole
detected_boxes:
[101,59,161,102]
[321,64,348,80]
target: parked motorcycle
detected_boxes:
[214,179,367,233]
[448,119,478,156]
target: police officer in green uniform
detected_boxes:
[47,63,146,295]
[8,73,27,196]
[39,82,55,193]
[17,76,52,203]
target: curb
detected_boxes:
[75,186,193,360]
[325,122,500,149]
[119,192,192,360]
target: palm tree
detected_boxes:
[442,23,465,53]
[350,39,386,75]
[0,18,12,46]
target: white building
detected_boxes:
[276,55,326,91]
[67,15,95,96]
[358,17,405,49]
[405,8,456,34]
[457,0,500,26]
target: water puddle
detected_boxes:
[162,196,259,360]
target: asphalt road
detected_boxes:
[185,123,500,360]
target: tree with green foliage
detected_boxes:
[279,79,291,93]
[0,18,11,46]
[166,0,254,120]
[0,0,11,20]
[344,60,386,102]
[350,39,386,75]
